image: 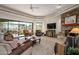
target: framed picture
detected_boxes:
[65,15,76,24]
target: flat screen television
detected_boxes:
[47,23,56,29]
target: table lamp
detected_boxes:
[69,28,79,47]
[70,28,79,34]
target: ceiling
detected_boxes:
[0,4,77,17]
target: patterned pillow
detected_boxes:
[4,31,13,41]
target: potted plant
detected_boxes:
[68,47,79,55]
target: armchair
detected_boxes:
[35,30,43,36]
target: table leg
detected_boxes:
[39,39,41,44]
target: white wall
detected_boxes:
[44,15,61,34]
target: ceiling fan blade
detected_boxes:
[30,4,39,12]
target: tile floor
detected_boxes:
[23,36,65,55]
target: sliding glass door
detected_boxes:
[19,22,33,36]
[26,23,33,30]
[0,19,8,34]
[0,18,33,39]
[8,21,19,37]
[19,22,26,36]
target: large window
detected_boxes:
[26,23,33,30]
[36,22,43,31]
[19,22,33,36]
[0,19,33,38]
[19,22,26,36]
[0,20,8,34]
[9,21,19,37]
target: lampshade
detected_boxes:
[70,28,79,34]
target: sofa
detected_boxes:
[0,39,33,55]
[0,31,35,55]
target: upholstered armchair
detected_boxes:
[35,30,43,36]
[23,30,29,36]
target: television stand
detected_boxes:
[46,29,56,37]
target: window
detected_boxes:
[0,20,8,34]
[36,22,43,31]
[19,22,33,36]
[8,21,19,37]
[0,19,33,39]
[26,23,33,30]
[19,22,26,36]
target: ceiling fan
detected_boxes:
[30,4,39,11]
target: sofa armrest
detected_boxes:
[21,47,32,55]
[0,43,12,54]
[54,42,65,55]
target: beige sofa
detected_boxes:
[0,32,35,55]
[0,39,33,55]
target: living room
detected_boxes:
[0,4,79,55]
